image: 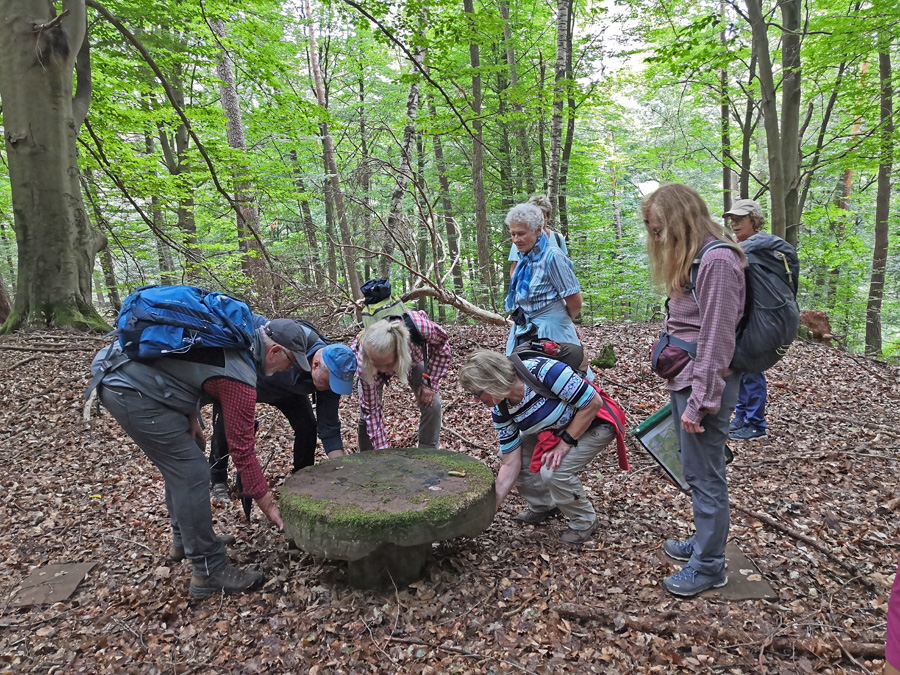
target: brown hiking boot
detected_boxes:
[558,518,600,547]
[513,506,561,525]
[189,564,265,598]
[169,534,238,562]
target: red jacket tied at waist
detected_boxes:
[529,382,629,473]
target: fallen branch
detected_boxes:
[552,603,885,660]
[0,345,97,353]
[731,503,880,592]
[2,355,40,371]
[443,425,497,453]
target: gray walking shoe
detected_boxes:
[663,565,727,597]
[513,506,561,525]
[663,539,693,562]
[189,564,265,598]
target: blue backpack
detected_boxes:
[116,285,256,361]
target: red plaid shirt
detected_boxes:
[665,240,745,422]
[203,378,268,499]
[351,311,451,450]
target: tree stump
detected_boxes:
[281,448,495,588]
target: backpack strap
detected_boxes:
[507,352,555,399]
[683,241,740,308]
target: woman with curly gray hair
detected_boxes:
[508,195,568,278]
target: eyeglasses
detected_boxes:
[470,390,484,400]
[283,349,299,368]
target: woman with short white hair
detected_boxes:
[508,195,569,278]
[352,311,452,451]
[505,202,584,357]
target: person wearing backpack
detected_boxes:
[723,199,769,441]
[643,184,747,597]
[459,349,622,546]
[353,310,452,450]
[508,195,568,278]
[88,315,307,597]
[505,202,584,360]
[207,315,357,501]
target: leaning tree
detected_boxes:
[0,0,108,331]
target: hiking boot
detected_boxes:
[210,482,229,502]
[169,534,237,562]
[513,507,561,525]
[728,415,746,432]
[663,539,693,562]
[729,424,766,440]
[189,564,265,598]
[558,518,600,547]
[663,565,727,597]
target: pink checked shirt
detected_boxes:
[665,238,746,423]
[352,311,452,450]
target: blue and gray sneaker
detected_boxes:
[663,565,727,597]
[663,539,693,562]
[729,424,766,440]
[728,415,746,432]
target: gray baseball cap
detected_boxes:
[723,199,763,218]
[263,319,311,371]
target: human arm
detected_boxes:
[187,410,205,447]
[314,390,344,454]
[563,292,583,320]
[495,447,522,512]
[684,250,745,424]
[203,378,282,529]
[358,374,390,450]
[541,393,602,470]
[410,311,452,391]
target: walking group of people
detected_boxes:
[89,185,781,601]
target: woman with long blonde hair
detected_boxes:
[352,311,452,451]
[644,183,746,598]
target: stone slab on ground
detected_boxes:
[281,448,495,587]
[10,562,98,606]
[661,542,776,600]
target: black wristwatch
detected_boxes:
[558,430,578,447]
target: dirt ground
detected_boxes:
[0,322,897,674]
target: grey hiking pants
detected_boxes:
[515,423,616,530]
[669,373,740,577]
[357,361,442,451]
[100,385,226,579]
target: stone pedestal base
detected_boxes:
[347,542,430,588]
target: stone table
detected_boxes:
[281,448,495,588]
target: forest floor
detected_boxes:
[0,322,898,674]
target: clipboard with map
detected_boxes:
[632,403,734,492]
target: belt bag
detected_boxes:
[649,331,696,380]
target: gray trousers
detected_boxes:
[515,423,615,530]
[669,373,740,576]
[100,385,226,578]
[358,361,442,451]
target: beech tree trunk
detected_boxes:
[557,0,575,235]
[428,94,465,295]
[463,0,494,306]
[305,0,362,303]
[212,18,267,293]
[500,0,535,195]
[380,46,424,279]
[0,0,108,331]
[547,0,569,220]
[865,46,892,356]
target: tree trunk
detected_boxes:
[538,53,548,187]
[495,61,515,208]
[428,94,465,295]
[0,0,108,331]
[779,0,802,247]
[305,0,361,303]
[143,127,175,285]
[357,66,374,283]
[865,46,892,356]
[290,157,322,286]
[720,0,732,212]
[547,0,569,220]
[380,46,424,279]
[212,18,266,293]
[0,220,16,289]
[745,0,786,240]
[0,274,11,324]
[500,0,535,194]
[557,0,575,236]
[463,0,494,306]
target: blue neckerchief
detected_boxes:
[505,232,550,313]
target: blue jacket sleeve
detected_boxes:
[314,389,344,452]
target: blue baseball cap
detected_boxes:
[321,344,356,395]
